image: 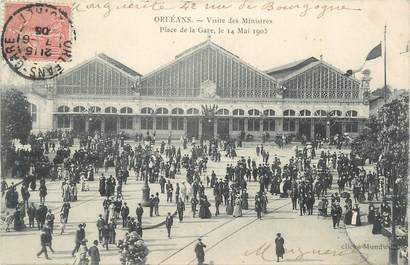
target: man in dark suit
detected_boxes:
[165,212,173,239]
[96,215,105,242]
[36,228,50,259]
[195,238,206,265]
[88,240,100,265]
[36,203,48,230]
[275,233,285,262]
[177,199,185,222]
[136,203,144,224]
[27,202,36,228]
[72,224,86,257]
[166,181,173,202]
[149,195,155,217]
[306,192,315,215]
[121,202,129,227]
[255,192,262,220]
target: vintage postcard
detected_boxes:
[0,0,409,264]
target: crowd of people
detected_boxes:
[0,128,407,265]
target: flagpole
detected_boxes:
[384,25,387,104]
[385,24,398,265]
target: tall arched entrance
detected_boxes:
[314,122,326,139]
[299,119,311,140]
[89,117,102,134]
[105,117,117,135]
[73,116,86,133]
[186,118,199,139]
[217,118,229,140]
[202,118,214,140]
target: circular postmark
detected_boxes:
[1,3,76,80]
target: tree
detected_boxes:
[378,95,409,185]
[351,116,383,163]
[1,88,32,177]
[352,93,408,193]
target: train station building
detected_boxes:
[27,39,370,140]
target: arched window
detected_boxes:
[90,106,101,113]
[155,107,169,115]
[346,110,358,117]
[329,110,342,117]
[57,105,70,112]
[120,107,133,114]
[187,108,200,115]
[141,107,154,114]
[30,103,37,122]
[73,106,86,113]
[314,110,327,117]
[248,109,260,116]
[171,108,184,115]
[263,109,275,116]
[233,109,245,116]
[105,107,117,114]
[283,109,296,116]
[299,110,311,116]
[216,108,229,116]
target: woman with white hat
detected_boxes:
[233,194,242,217]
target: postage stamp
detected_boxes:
[0,1,408,265]
[1,2,76,80]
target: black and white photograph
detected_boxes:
[0,0,409,264]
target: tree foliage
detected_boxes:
[1,88,32,144]
[351,116,383,162]
[352,94,409,179]
[378,95,409,179]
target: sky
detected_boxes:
[1,0,409,90]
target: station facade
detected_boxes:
[28,39,370,140]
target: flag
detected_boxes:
[365,43,382,61]
[345,43,382,76]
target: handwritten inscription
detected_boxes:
[243,242,370,264]
[72,0,362,18]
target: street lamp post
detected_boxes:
[141,128,153,207]
[141,169,151,207]
[326,120,330,141]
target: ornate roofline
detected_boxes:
[141,39,279,84]
[276,60,361,84]
[54,53,141,82]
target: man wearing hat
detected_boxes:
[177,198,185,222]
[165,212,173,238]
[275,233,285,262]
[136,203,144,224]
[331,202,343,229]
[88,240,100,265]
[194,238,206,265]
[36,228,51,260]
[72,223,86,257]
[255,192,263,220]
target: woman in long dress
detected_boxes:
[62,182,70,202]
[233,196,242,217]
[241,189,249,210]
[198,195,212,219]
[344,205,352,225]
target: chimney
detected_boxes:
[320,54,323,61]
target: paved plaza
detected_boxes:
[0,140,389,265]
